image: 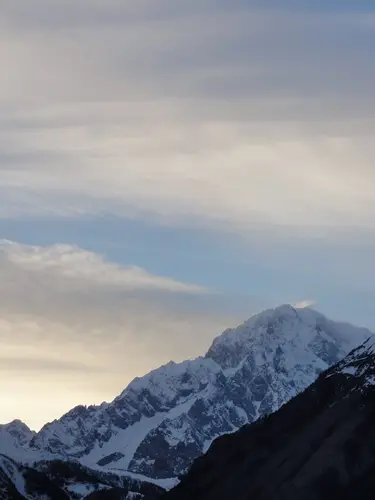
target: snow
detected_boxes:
[126,493,141,500]
[122,357,220,405]
[341,366,357,376]
[230,305,367,347]
[82,394,200,471]
[0,455,29,498]
[235,406,249,424]
[89,466,179,490]
[0,421,37,462]
[66,482,104,496]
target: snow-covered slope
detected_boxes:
[0,422,36,463]
[328,334,375,383]
[0,455,30,499]
[0,454,165,499]
[1,305,372,480]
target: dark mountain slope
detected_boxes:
[0,454,164,499]
[164,336,375,500]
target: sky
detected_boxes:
[1,0,375,430]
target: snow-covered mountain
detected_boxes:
[0,422,36,463]
[165,335,375,500]
[1,305,372,481]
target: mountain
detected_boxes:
[1,305,372,482]
[0,422,36,461]
[163,335,375,500]
[0,454,164,500]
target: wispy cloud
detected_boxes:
[1,112,375,231]
[0,1,374,233]
[1,240,207,293]
[294,300,316,309]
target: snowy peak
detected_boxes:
[205,304,371,370]
[164,336,375,500]
[1,420,33,438]
[0,421,35,457]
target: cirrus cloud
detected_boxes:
[1,240,207,293]
[0,0,374,234]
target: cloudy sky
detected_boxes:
[1,0,375,430]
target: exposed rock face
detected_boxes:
[163,337,375,500]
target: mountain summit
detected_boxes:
[164,337,375,500]
[1,305,372,481]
